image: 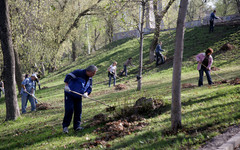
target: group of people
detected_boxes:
[4,10,217,133]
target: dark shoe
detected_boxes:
[75,127,84,132]
[63,127,68,134]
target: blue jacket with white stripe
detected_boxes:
[64,69,92,98]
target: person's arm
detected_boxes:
[159,45,165,52]
[64,69,81,83]
[86,79,92,95]
[196,53,202,63]
[207,56,213,70]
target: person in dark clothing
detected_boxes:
[120,57,134,76]
[155,41,165,66]
[209,10,220,33]
[62,65,98,133]
[196,48,214,87]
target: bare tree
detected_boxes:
[236,0,240,13]
[149,0,176,62]
[0,0,20,120]
[171,0,189,133]
[137,0,148,91]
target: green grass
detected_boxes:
[0,25,240,149]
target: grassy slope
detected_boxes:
[0,25,240,149]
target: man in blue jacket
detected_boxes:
[155,41,165,66]
[21,74,38,114]
[62,65,98,133]
[209,10,220,33]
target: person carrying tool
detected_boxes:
[20,74,38,114]
[108,61,117,87]
[209,10,221,33]
[155,41,165,66]
[196,48,214,87]
[0,79,4,98]
[63,65,98,133]
[120,57,134,76]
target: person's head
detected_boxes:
[25,74,29,79]
[213,10,216,13]
[128,57,132,60]
[205,48,213,56]
[31,74,38,81]
[158,41,162,45]
[112,61,117,66]
[86,65,98,77]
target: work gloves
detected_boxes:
[83,92,88,98]
[64,85,70,92]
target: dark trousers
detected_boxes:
[198,67,213,86]
[62,92,82,130]
[209,20,214,33]
[156,52,164,66]
[120,65,127,76]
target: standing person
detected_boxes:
[196,48,214,87]
[209,10,220,33]
[155,41,165,66]
[0,79,4,98]
[20,74,38,114]
[108,61,117,87]
[120,57,134,76]
[63,65,98,133]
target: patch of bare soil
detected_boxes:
[229,78,240,85]
[36,103,52,110]
[81,97,164,149]
[182,83,197,89]
[211,67,220,71]
[219,43,235,52]
[115,84,127,90]
[41,86,49,89]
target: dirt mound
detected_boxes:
[182,83,197,88]
[115,84,126,90]
[211,67,220,71]
[219,43,235,51]
[36,103,52,110]
[230,78,240,85]
[81,97,163,149]
[41,86,49,89]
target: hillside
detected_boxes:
[0,25,240,149]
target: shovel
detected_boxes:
[69,90,116,112]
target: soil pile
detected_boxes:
[36,103,52,110]
[211,67,220,71]
[115,84,127,90]
[219,43,234,51]
[182,83,197,88]
[81,97,164,149]
[230,78,240,85]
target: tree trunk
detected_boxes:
[171,0,188,133]
[0,0,20,120]
[13,49,23,94]
[149,0,176,62]
[236,0,240,13]
[137,0,146,91]
[72,41,76,61]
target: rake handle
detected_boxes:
[200,63,226,81]
[69,90,112,107]
[24,90,43,104]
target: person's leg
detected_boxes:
[156,52,159,66]
[62,93,74,128]
[209,20,214,33]
[73,98,82,130]
[205,69,213,85]
[113,75,116,86]
[109,75,112,87]
[160,53,165,64]
[29,96,36,111]
[198,68,204,86]
[120,65,125,76]
[124,65,127,76]
[21,94,28,114]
